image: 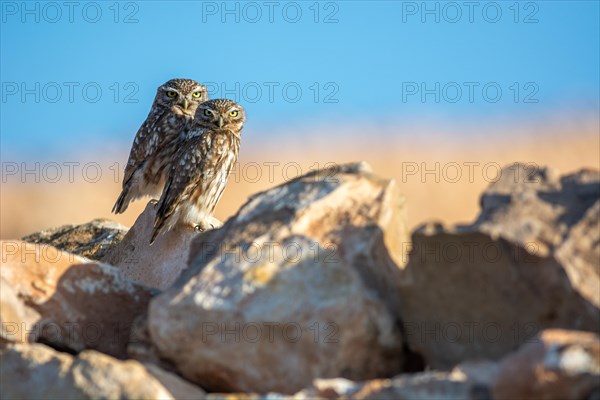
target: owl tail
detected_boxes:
[112,187,131,214]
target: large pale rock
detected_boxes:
[492,329,600,400]
[397,164,600,369]
[0,241,153,357]
[102,202,222,290]
[22,219,128,260]
[149,163,409,394]
[0,342,206,399]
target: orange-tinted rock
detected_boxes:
[0,240,153,357]
[492,329,600,400]
[148,163,408,394]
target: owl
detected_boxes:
[150,99,246,244]
[112,78,209,214]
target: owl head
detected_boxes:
[194,99,246,133]
[154,78,208,117]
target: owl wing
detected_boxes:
[122,108,171,185]
[151,132,210,242]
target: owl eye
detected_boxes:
[203,109,212,116]
[192,91,202,99]
[166,91,177,98]
[229,110,239,117]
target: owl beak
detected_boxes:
[217,117,224,128]
[181,99,189,111]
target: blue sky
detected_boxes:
[1,1,599,160]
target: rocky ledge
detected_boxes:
[2,162,598,399]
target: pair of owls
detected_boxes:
[112,78,246,244]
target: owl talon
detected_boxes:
[194,222,216,233]
[194,224,205,232]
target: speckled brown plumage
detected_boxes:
[150,99,246,244]
[112,78,208,214]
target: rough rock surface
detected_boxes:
[102,202,222,290]
[203,330,597,399]
[492,329,600,400]
[555,200,600,309]
[22,218,128,260]
[476,165,600,308]
[127,312,175,372]
[148,163,409,394]
[296,361,497,400]
[0,342,206,399]
[396,164,600,369]
[4,162,598,398]
[0,240,154,357]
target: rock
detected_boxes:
[295,377,363,399]
[0,240,154,358]
[296,360,499,399]
[127,313,175,373]
[322,374,482,400]
[205,394,269,400]
[397,164,600,369]
[477,165,600,308]
[492,329,600,400]
[148,163,409,394]
[102,202,222,290]
[0,342,206,399]
[555,200,600,308]
[142,363,208,399]
[22,218,128,260]
[1,276,40,344]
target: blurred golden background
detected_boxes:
[2,118,598,240]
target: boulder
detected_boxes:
[127,312,174,372]
[492,329,600,400]
[0,240,154,357]
[296,360,498,399]
[148,163,409,394]
[0,342,206,399]
[555,200,600,309]
[102,202,222,290]
[476,165,600,308]
[296,329,600,400]
[1,276,40,344]
[22,218,128,260]
[396,164,600,369]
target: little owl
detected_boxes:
[112,78,208,214]
[150,99,246,244]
